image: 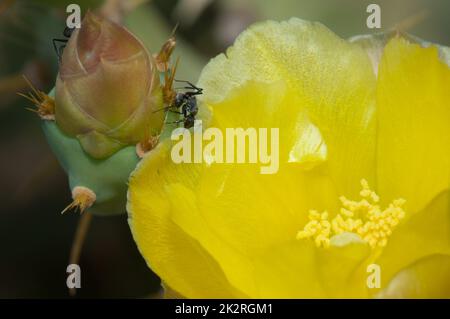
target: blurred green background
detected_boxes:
[0,0,448,298]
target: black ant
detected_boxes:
[52,26,75,62]
[156,80,203,129]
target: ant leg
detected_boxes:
[52,39,67,49]
[168,110,183,114]
[58,44,66,61]
[52,40,59,58]
[52,39,67,61]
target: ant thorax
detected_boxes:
[174,93,185,108]
[183,98,198,116]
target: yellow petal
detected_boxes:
[128,140,370,297]
[199,18,377,198]
[252,233,371,298]
[127,142,244,298]
[375,191,450,290]
[376,38,450,212]
[317,233,371,298]
[378,254,450,298]
[167,178,258,297]
[251,240,325,298]
[168,81,340,297]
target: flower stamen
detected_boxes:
[296,179,406,248]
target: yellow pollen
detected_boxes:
[296,179,406,248]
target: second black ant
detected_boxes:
[52,26,75,62]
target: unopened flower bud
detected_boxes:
[56,12,164,159]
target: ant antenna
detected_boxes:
[174,80,202,92]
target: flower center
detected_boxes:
[296,179,406,248]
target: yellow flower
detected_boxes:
[127,19,450,298]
